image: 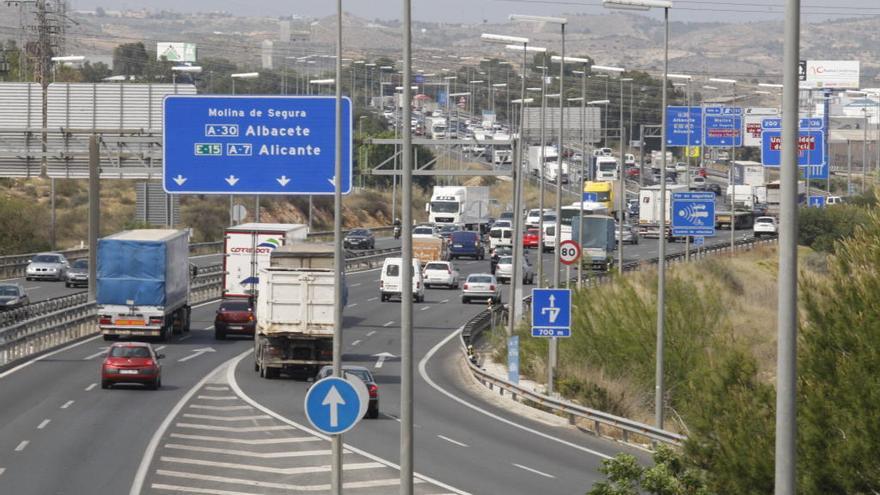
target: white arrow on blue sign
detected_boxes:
[304,376,367,435]
[163,95,353,195]
[531,288,571,338]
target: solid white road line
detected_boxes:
[368,297,379,302]
[37,419,50,430]
[512,463,555,478]
[158,456,381,475]
[129,350,251,495]
[175,423,294,433]
[14,441,29,452]
[383,321,394,327]
[169,433,320,445]
[164,444,334,459]
[196,395,237,400]
[155,470,411,492]
[84,383,97,391]
[60,400,74,409]
[418,326,612,461]
[226,353,470,495]
[437,435,469,448]
[351,340,361,347]
[151,484,257,495]
[366,330,376,337]
[181,414,270,422]
[188,405,252,411]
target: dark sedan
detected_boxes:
[0,283,29,311]
[343,229,376,249]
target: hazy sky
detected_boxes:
[72,0,880,24]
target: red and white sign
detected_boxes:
[558,240,581,266]
[743,108,779,147]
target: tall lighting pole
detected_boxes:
[776,0,799,492]
[592,65,626,274]
[482,32,530,333]
[603,0,673,429]
[511,14,567,395]
[709,77,738,253]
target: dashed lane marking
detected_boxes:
[351,339,362,346]
[60,400,74,409]
[437,435,469,448]
[85,383,97,391]
[512,463,555,479]
[366,330,376,337]
[168,433,320,445]
[37,419,50,430]
[14,441,28,452]
[383,321,394,327]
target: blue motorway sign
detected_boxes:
[704,107,743,147]
[666,106,702,147]
[672,192,716,237]
[693,235,705,247]
[531,288,571,338]
[809,196,826,208]
[583,192,598,202]
[163,96,352,195]
[760,117,827,179]
[304,376,365,435]
[508,336,520,384]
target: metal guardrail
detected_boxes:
[460,235,780,448]
[308,226,394,241]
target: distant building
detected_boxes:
[261,40,274,70]
[279,20,291,42]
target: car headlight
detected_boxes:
[6,299,18,305]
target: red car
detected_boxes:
[626,167,640,179]
[214,299,256,340]
[523,228,540,249]
[101,342,163,390]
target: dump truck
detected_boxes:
[413,236,449,265]
[97,229,193,341]
[254,243,345,379]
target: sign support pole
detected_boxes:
[400,0,415,492]
[730,83,737,254]
[331,0,344,492]
[775,0,799,492]
[655,5,669,430]
[88,135,99,303]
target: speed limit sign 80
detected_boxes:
[558,240,581,265]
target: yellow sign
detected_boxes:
[686,146,701,158]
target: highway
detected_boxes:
[0,230,751,495]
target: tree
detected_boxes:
[587,446,711,495]
[80,61,111,82]
[113,42,149,76]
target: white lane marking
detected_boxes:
[226,353,469,495]
[25,286,42,291]
[512,463,555,478]
[84,383,97,391]
[151,483,257,495]
[366,330,376,337]
[188,405,251,411]
[60,400,74,409]
[178,347,217,362]
[181,414,270,422]
[418,327,612,461]
[0,467,5,477]
[154,471,411,492]
[441,299,450,303]
[383,321,394,327]
[177,335,192,342]
[82,347,109,360]
[368,297,379,302]
[37,419,50,429]
[155,346,167,352]
[437,435,469,448]
[204,386,228,391]
[169,433,320,445]
[350,283,362,287]
[196,395,237,400]
[164,444,335,459]
[129,350,252,495]
[176,423,294,433]
[420,306,430,311]
[159,456,382,475]
[347,303,358,308]
[14,441,29,452]
[351,340,362,347]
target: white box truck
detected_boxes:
[426,116,448,139]
[223,223,309,298]
[638,184,689,238]
[254,244,342,378]
[97,229,193,341]
[527,145,557,177]
[426,186,490,231]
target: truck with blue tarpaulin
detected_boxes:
[570,215,616,271]
[97,229,193,341]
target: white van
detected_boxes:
[542,223,556,252]
[488,227,513,250]
[380,258,425,302]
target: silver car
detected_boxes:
[461,273,501,304]
[65,259,89,288]
[0,283,29,310]
[494,255,535,285]
[615,223,640,245]
[26,252,69,281]
[422,261,460,289]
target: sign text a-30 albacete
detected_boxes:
[163,95,352,195]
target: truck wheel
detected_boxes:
[265,367,280,379]
[183,307,191,332]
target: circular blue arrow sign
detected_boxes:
[304,377,364,435]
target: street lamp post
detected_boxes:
[603,0,673,429]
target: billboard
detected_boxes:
[804,60,859,89]
[157,42,197,62]
[743,107,779,147]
